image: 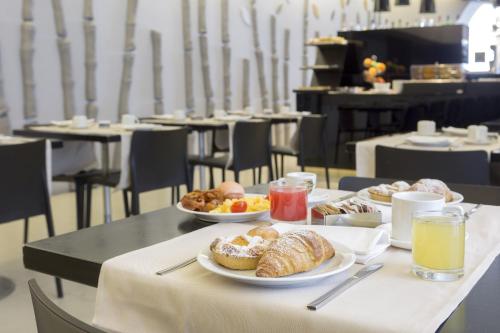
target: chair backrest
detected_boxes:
[375,146,490,185]
[232,120,272,172]
[0,140,51,223]
[298,115,327,164]
[129,128,190,193]
[28,279,104,333]
[339,176,500,205]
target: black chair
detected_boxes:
[190,120,273,186]
[28,279,104,333]
[375,146,490,185]
[339,176,500,205]
[272,115,331,188]
[0,140,62,298]
[87,128,192,219]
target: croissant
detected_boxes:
[256,230,335,278]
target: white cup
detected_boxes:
[286,172,317,194]
[417,120,436,136]
[72,115,89,129]
[392,192,445,243]
[213,109,227,119]
[121,114,139,125]
[174,109,186,120]
[468,125,488,143]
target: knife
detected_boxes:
[307,263,384,311]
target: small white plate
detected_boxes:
[308,189,330,205]
[50,120,72,127]
[357,188,464,206]
[405,136,455,147]
[176,194,269,223]
[122,123,161,130]
[197,242,356,287]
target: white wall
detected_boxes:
[0,0,467,130]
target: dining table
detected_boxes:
[13,123,170,224]
[141,113,301,188]
[22,184,500,333]
[355,131,500,178]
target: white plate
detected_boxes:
[176,194,269,223]
[214,115,252,121]
[405,136,455,147]
[50,120,72,127]
[122,123,161,130]
[197,242,356,287]
[357,188,464,206]
[308,189,330,205]
[464,139,497,146]
[443,127,498,139]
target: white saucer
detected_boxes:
[308,189,330,205]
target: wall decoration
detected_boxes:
[374,0,390,12]
[420,0,435,13]
[312,1,320,19]
[301,0,309,86]
[275,3,284,15]
[20,0,36,123]
[198,0,215,116]
[283,28,290,107]
[0,47,11,134]
[118,0,138,116]
[181,0,195,115]
[241,58,250,108]
[221,0,231,112]
[240,6,252,27]
[270,15,279,113]
[52,0,76,120]
[396,0,410,5]
[250,0,269,109]
[83,0,98,119]
[151,30,164,115]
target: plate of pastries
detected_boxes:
[311,198,385,228]
[197,225,356,286]
[178,181,270,223]
[357,179,464,206]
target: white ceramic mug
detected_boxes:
[173,109,186,120]
[72,115,89,129]
[392,192,445,242]
[213,109,227,119]
[121,114,139,125]
[468,125,488,143]
[417,120,436,136]
[286,172,317,194]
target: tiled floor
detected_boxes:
[0,158,354,332]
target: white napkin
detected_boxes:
[271,223,390,264]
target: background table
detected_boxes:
[23,184,500,332]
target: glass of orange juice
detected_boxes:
[412,207,465,281]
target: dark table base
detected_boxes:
[0,276,15,300]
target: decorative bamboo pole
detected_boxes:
[242,58,250,109]
[182,0,194,115]
[20,0,36,123]
[0,47,11,134]
[302,0,310,86]
[221,0,231,112]
[83,0,97,119]
[283,28,290,106]
[250,0,269,109]
[270,15,279,113]
[118,0,138,116]
[52,0,75,120]
[198,0,215,116]
[151,30,164,115]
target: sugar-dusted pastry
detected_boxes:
[409,179,453,202]
[247,226,279,240]
[368,181,411,202]
[256,230,334,278]
[210,226,278,270]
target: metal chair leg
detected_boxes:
[273,154,279,180]
[171,187,175,205]
[85,183,92,228]
[252,169,256,185]
[234,171,239,183]
[131,191,140,216]
[280,154,284,178]
[23,218,29,244]
[325,167,331,189]
[222,169,226,182]
[258,167,262,184]
[209,167,215,189]
[75,181,85,230]
[176,186,180,202]
[123,190,131,217]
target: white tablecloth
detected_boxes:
[93,190,500,333]
[356,132,500,177]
